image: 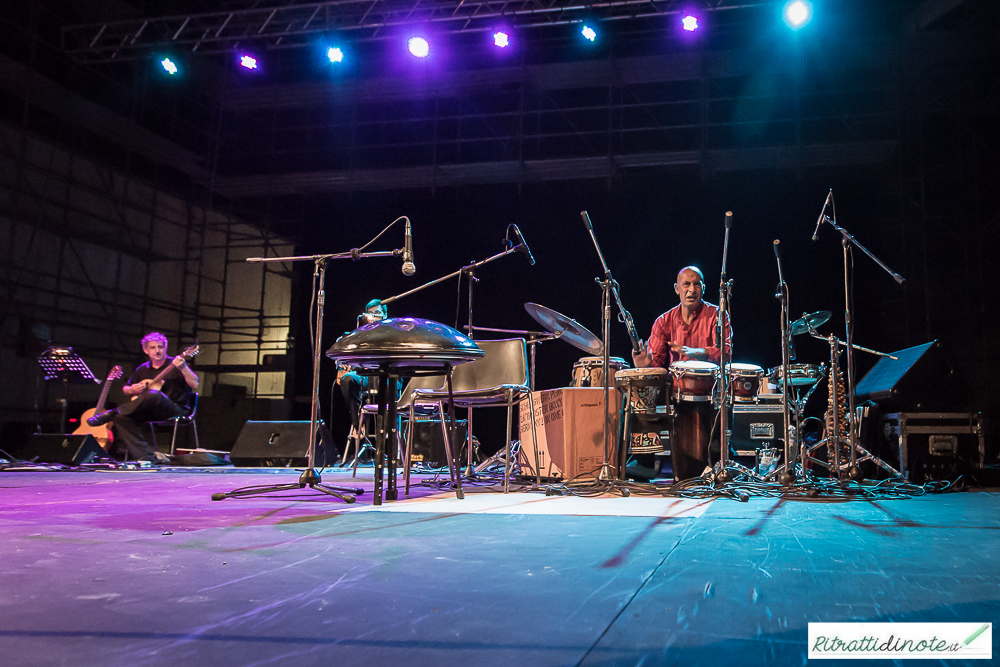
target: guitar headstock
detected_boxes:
[107,365,123,381]
[180,345,200,360]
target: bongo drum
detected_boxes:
[725,363,764,402]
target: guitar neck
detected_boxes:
[94,379,113,413]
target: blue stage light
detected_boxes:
[327,47,344,63]
[239,54,258,70]
[783,1,813,29]
[160,58,178,75]
[581,25,597,42]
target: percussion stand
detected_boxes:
[213,246,407,504]
[814,212,904,482]
[580,212,644,482]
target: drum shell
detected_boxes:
[727,364,763,401]
[672,401,712,480]
[571,356,628,388]
[669,361,718,402]
[616,368,671,455]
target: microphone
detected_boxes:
[812,190,832,241]
[581,211,593,231]
[511,224,535,266]
[725,211,733,228]
[401,218,415,276]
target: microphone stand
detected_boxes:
[772,240,796,485]
[714,212,735,484]
[580,211,642,482]
[815,213,904,482]
[379,240,532,480]
[212,247,403,504]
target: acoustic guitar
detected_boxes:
[73,365,123,450]
[131,345,200,399]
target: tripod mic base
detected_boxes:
[779,470,796,486]
[847,466,864,482]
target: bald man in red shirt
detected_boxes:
[632,266,732,369]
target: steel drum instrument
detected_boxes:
[669,360,718,402]
[615,368,671,455]
[725,363,764,402]
[571,356,629,388]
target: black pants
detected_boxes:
[112,391,188,461]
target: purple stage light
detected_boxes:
[408,36,430,58]
[581,25,597,42]
[239,54,258,70]
[493,31,510,48]
[682,15,699,32]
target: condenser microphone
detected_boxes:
[725,211,733,228]
[812,190,832,241]
[512,224,535,266]
[581,211,593,231]
[401,218,415,276]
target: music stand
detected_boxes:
[37,347,100,434]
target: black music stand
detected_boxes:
[37,347,100,434]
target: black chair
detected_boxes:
[409,339,540,493]
[148,393,201,457]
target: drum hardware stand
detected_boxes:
[814,200,905,482]
[213,233,413,503]
[801,330,901,479]
[380,232,535,483]
[580,211,643,482]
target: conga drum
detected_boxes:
[570,356,629,388]
[614,367,671,455]
[669,361,719,480]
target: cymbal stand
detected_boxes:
[580,212,643,482]
[815,209,905,481]
[213,243,407,504]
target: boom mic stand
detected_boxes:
[213,223,412,503]
[580,211,643,482]
[772,240,796,485]
[379,233,534,479]
[814,201,905,482]
[712,212,745,484]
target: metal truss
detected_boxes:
[60,0,770,63]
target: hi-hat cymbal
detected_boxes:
[524,303,603,355]
[790,310,832,336]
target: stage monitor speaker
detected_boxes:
[854,340,965,411]
[24,434,104,465]
[408,417,467,468]
[230,421,334,467]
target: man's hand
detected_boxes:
[631,340,652,368]
[171,356,186,368]
[669,342,706,359]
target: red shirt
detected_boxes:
[647,301,732,368]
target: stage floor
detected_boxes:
[1,467,997,666]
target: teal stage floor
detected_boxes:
[1,468,997,666]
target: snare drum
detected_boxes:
[768,363,823,388]
[571,356,629,388]
[669,360,719,402]
[615,368,671,455]
[725,363,764,402]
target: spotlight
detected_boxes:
[783,0,812,29]
[407,36,429,58]
[493,31,510,48]
[581,25,597,42]
[327,47,344,63]
[681,15,699,32]
[239,54,258,69]
[160,57,178,75]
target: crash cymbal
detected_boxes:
[524,303,603,355]
[790,310,832,336]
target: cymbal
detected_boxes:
[524,303,603,355]
[790,310,832,336]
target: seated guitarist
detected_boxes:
[88,332,199,463]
